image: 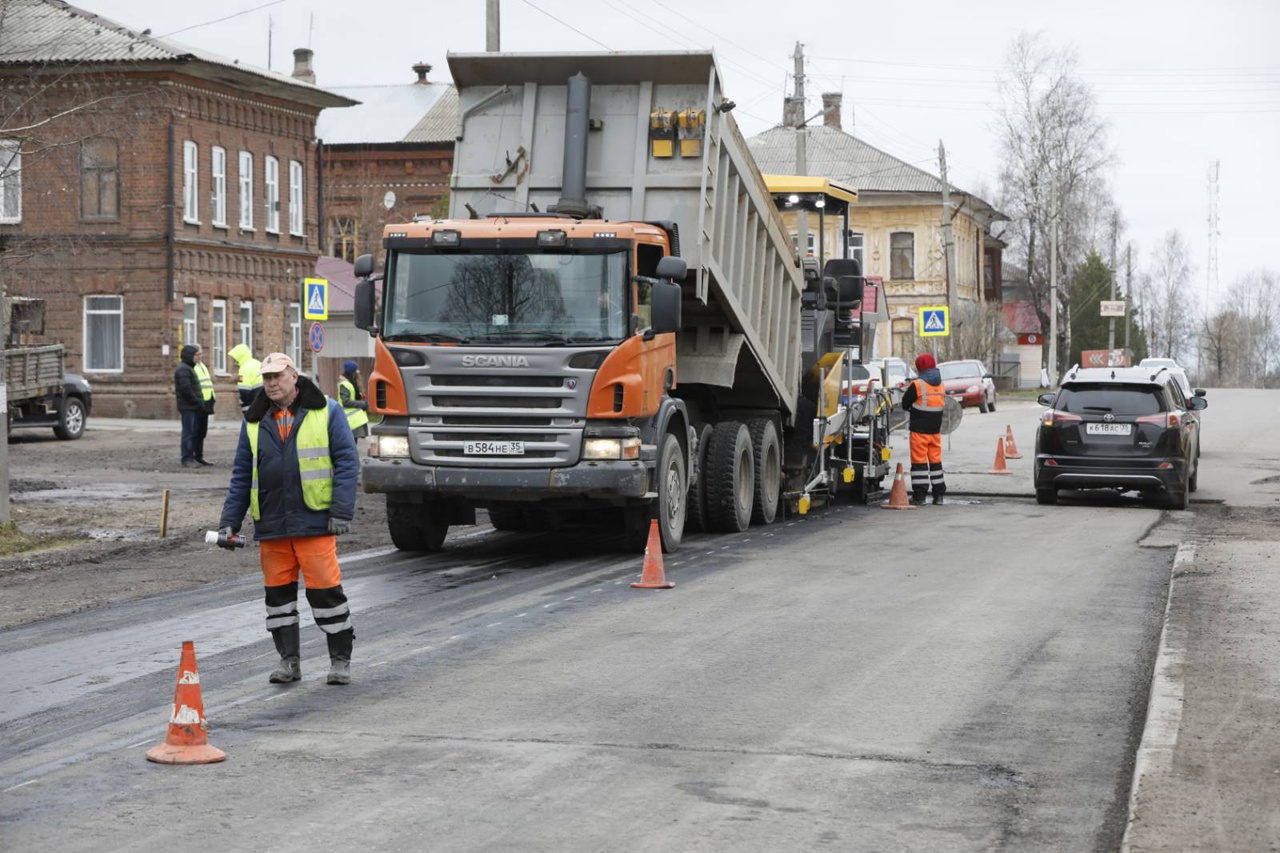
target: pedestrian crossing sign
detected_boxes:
[303,278,329,321]
[919,306,950,337]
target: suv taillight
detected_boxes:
[1136,412,1180,428]
[1042,409,1083,427]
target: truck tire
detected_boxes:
[54,396,87,440]
[487,504,527,531]
[685,423,713,533]
[704,421,754,533]
[652,430,687,552]
[746,417,781,525]
[386,496,448,552]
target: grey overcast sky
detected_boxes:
[86,0,1279,304]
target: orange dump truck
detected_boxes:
[352,51,891,554]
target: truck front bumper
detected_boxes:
[362,457,650,502]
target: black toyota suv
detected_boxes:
[1034,366,1207,509]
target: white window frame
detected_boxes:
[0,139,20,223]
[264,155,280,233]
[183,297,199,348]
[847,231,865,272]
[289,159,304,236]
[182,140,199,223]
[889,230,916,281]
[239,301,254,350]
[790,231,817,257]
[238,151,254,230]
[83,295,124,373]
[289,302,302,368]
[211,146,227,228]
[211,299,228,374]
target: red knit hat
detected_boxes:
[915,353,936,372]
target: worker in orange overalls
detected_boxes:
[900,352,947,505]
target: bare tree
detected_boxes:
[993,32,1114,375]
[1201,270,1280,386]
[1145,230,1195,362]
[938,301,1015,370]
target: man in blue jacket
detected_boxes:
[216,352,361,685]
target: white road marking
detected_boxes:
[3,780,38,793]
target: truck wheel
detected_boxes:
[487,504,527,531]
[386,497,448,552]
[746,417,781,525]
[686,423,713,533]
[705,421,754,533]
[54,396,87,440]
[653,431,687,553]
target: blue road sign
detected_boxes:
[309,321,324,353]
[919,306,950,337]
[303,278,329,321]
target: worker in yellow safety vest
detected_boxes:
[228,343,263,412]
[338,360,370,439]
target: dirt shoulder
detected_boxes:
[0,418,393,631]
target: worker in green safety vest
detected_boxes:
[338,360,370,440]
[228,343,263,412]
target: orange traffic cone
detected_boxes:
[1003,425,1022,459]
[146,640,226,765]
[880,462,917,510]
[988,437,1012,475]
[631,519,675,589]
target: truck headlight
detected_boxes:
[582,437,641,460]
[371,435,410,458]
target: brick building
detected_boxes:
[0,0,355,417]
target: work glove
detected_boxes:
[217,526,240,551]
[328,518,351,536]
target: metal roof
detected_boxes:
[316,82,451,145]
[0,0,356,109]
[404,86,459,144]
[748,125,1007,224]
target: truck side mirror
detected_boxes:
[655,255,687,280]
[354,279,377,334]
[353,253,375,278]
[649,279,682,334]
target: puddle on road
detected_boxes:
[14,483,158,502]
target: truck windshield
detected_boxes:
[383,251,629,343]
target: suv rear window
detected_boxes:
[1056,383,1164,416]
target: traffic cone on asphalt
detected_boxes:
[631,519,675,589]
[146,640,227,765]
[1003,425,1022,459]
[988,437,1012,475]
[880,462,917,510]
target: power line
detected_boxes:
[158,0,290,39]
[518,0,612,50]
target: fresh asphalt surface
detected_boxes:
[3,392,1278,850]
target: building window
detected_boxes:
[183,140,199,223]
[239,301,254,350]
[847,231,865,273]
[329,216,358,263]
[790,231,816,257]
[84,295,123,372]
[289,159,304,235]
[238,151,254,230]
[183,297,199,347]
[289,302,302,368]
[890,231,915,280]
[1,139,22,223]
[264,155,280,233]
[211,299,228,374]
[81,138,118,220]
[211,146,227,227]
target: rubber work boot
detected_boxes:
[909,493,927,507]
[932,493,945,505]
[325,628,354,686]
[268,624,301,684]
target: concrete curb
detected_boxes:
[1119,541,1193,851]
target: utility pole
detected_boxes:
[1108,210,1118,354]
[1124,243,1132,351]
[938,140,956,318]
[1207,160,1220,320]
[486,0,501,51]
[793,42,808,261]
[0,238,9,525]
[1048,175,1059,385]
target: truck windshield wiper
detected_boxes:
[477,330,577,344]
[384,332,471,343]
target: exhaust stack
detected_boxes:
[550,73,595,218]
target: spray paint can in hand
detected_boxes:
[204,530,247,549]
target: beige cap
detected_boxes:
[259,352,297,375]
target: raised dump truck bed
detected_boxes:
[447,51,804,420]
